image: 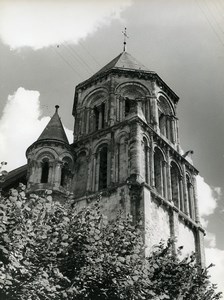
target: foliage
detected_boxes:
[0,184,222,300]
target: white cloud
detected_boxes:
[0,0,132,50]
[196,176,223,296]
[205,247,224,295]
[196,175,221,226]
[0,87,73,171]
[205,232,216,248]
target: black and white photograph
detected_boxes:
[0,0,223,298]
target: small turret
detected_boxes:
[26,106,73,194]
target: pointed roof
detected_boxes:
[38,105,69,144]
[93,51,150,77]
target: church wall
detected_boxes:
[176,220,196,257]
[72,185,132,221]
[143,188,171,254]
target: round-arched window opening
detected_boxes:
[61,162,69,187]
[41,160,49,183]
[99,146,108,190]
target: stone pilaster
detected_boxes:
[166,151,172,202]
[193,175,200,223]
[129,123,143,184]
[149,137,155,188]
[182,164,189,215]
[92,154,97,191]
[195,228,206,267]
[54,161,62,188]
[151,96,158,131]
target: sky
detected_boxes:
[0,0,224,294]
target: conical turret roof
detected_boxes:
[38,105,69,144]
[93,51,150,76]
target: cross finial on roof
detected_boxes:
[122,27,129,52]
[55,105,59,113]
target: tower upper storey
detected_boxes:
[73,51,180,149]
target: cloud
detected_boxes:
[196,175,221,227]
[205,232,216,248]
[0,87,73,171]
[0,0,132,50]
[205,247,224,295]
[196,176,223,295]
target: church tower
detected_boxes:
[26,105,73,194]
[71,50,205,265]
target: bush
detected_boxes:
[0,184,222,300]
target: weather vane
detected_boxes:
[122,27,129,52]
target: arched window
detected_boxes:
[41,160,49,183]
[99,146,108,190]
[159,113,167,137]
[143,138,149,184]
[158,96,174,142]
[94,106,100,130]
[170,162,182,208]
[125,98,131,116]
[154,148,165,196]
[94,102,106,130]
[61,163,69,187]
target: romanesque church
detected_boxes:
[2,50,205,265]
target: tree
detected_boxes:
[0,184,222,300]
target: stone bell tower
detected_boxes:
[70,50,205,265]
[26,105,73,195]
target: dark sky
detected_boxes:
[0,0,224,292]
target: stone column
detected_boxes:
[48,162,54,184]
[169,208,179,255]
[109,92,115,126]
[129,123,143,183]
[109,134,115,185]
[145,145,150,184]
[116,96,120,122]
[119,97,123,121]
[149,135,155,188]
[86,154,91,192]
[98,108,102,130]
[107,147,112,187]
[193,175,200,223]
[115,143,120,182]
[122,98,126,120]
[179,177,184,212]
[95,153,100,191]
[54,161,62,188]
[150,96,158,131]
[170,117,176,144]
[175,118,181,152]
[166,153,172,202]
[89,110,95,133]
[146,96,150,123]
[162,161,168,198]
[182,164,189,215]
[189,182,195,220]
[86,108,90,134]
[92,154,97,191]
[195,228,206,267]
[36,161,42,183]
